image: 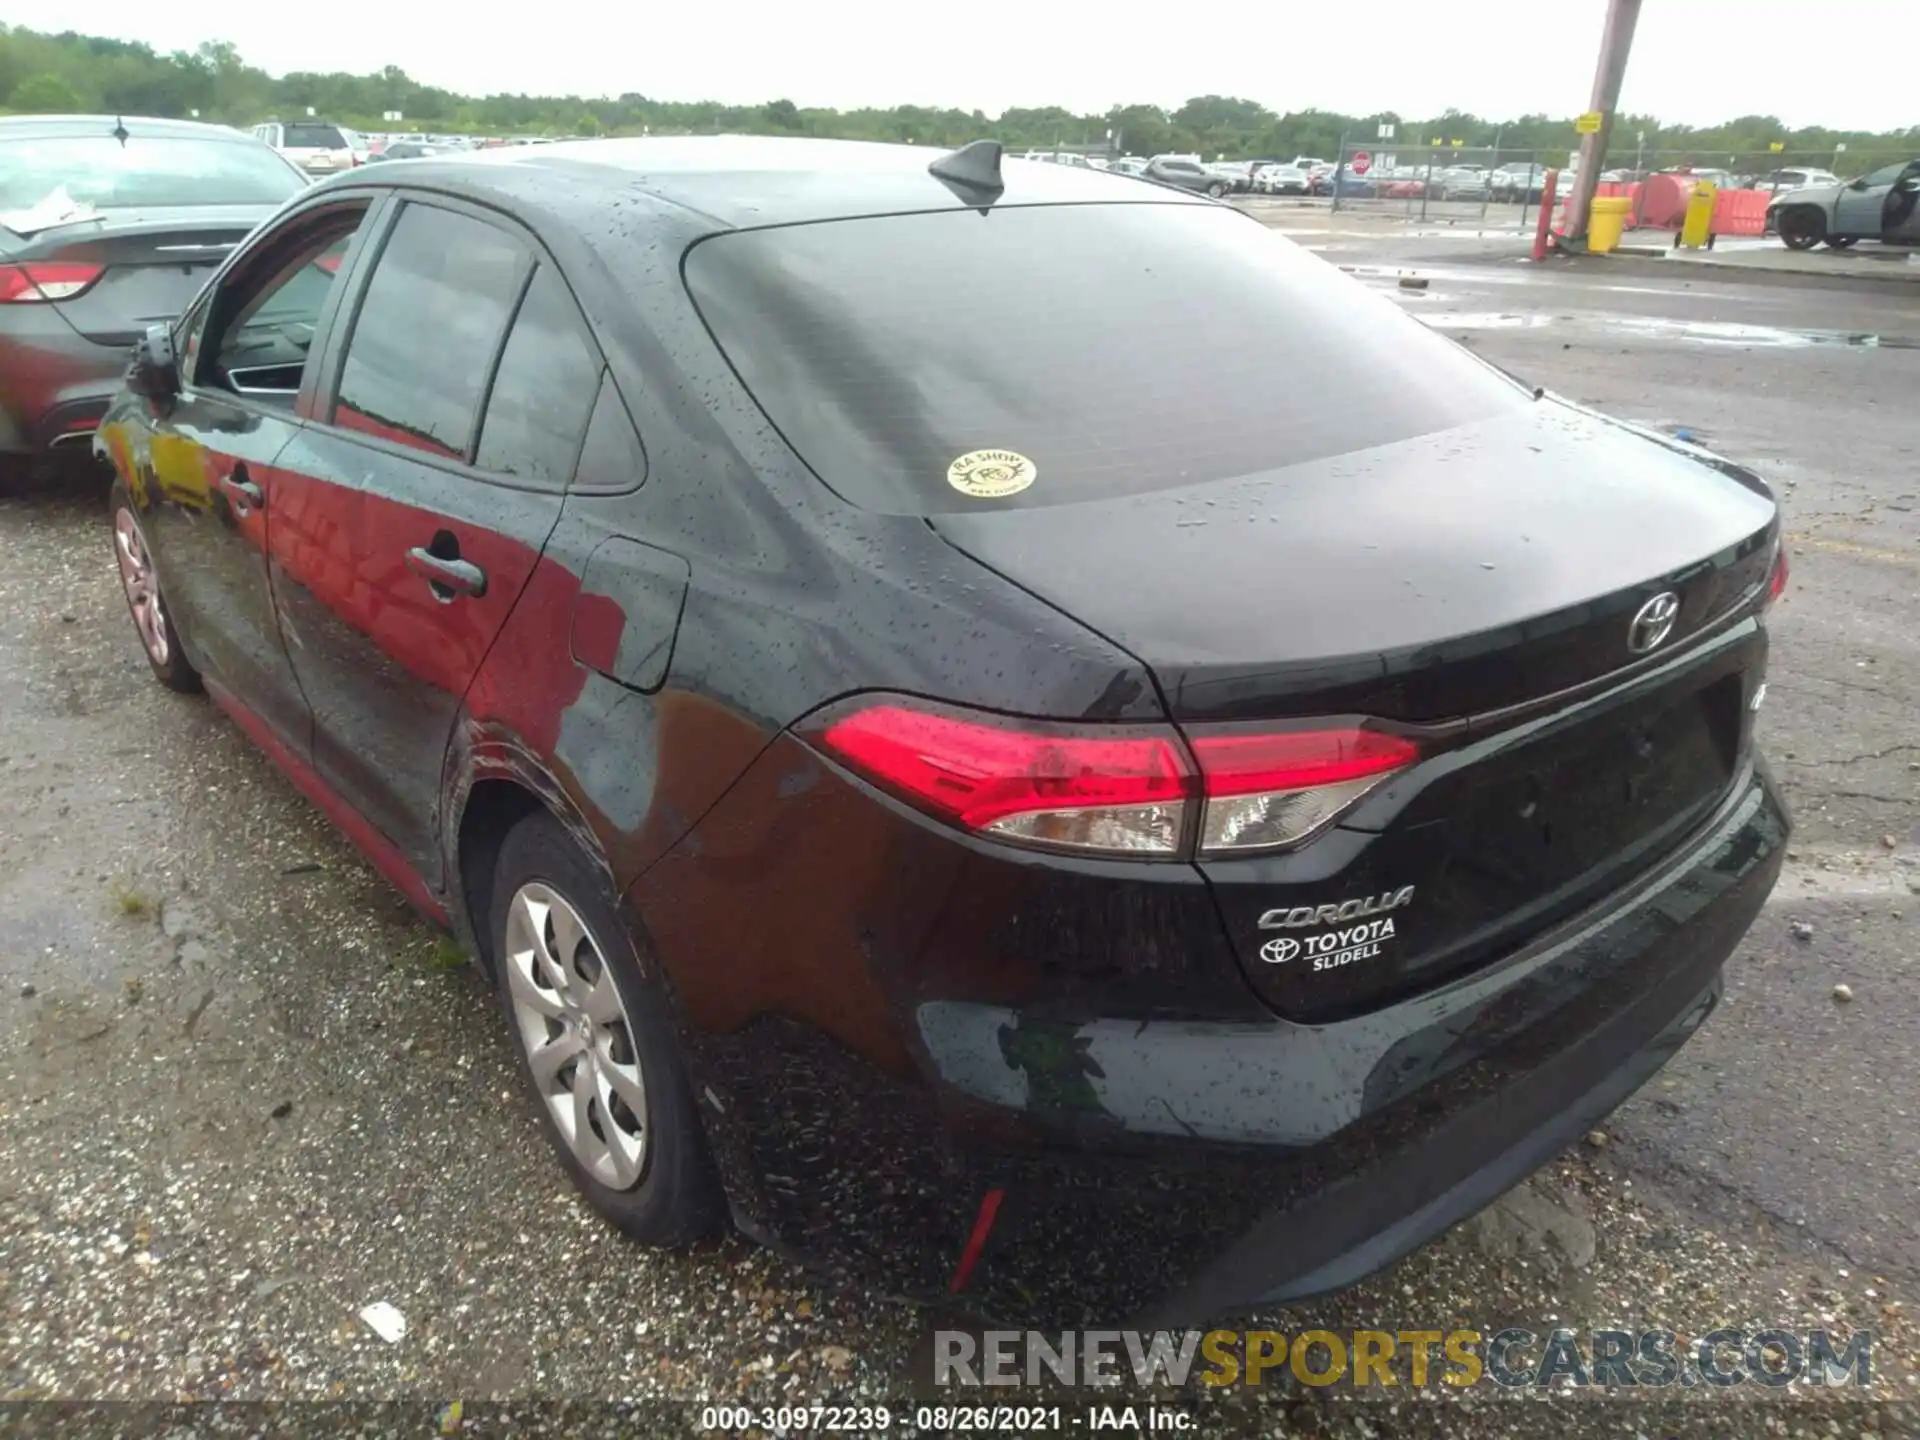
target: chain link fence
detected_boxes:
[1320,145,1547,225]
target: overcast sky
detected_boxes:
[16,0,1918,131]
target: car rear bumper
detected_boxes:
[1151,904,1725,1320]
[653,749,1786,1324]
[0,312,129,457]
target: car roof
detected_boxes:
[0,114,254,142]
[322,134,1207,230]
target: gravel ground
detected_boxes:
[3,246,1918,1440]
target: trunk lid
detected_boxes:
[929,401,1776,723]
[932,401,1778,1020]
[8,207,273,346]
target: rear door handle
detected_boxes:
[405,547,487,600]
[219,468,264,512]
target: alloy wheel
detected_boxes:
[113,508,169,667]
[504,881,649,1189]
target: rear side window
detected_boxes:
[684,203,1525,514]
[284,124,347,149]
[572,375,648,492]
[333,203,525,460]
[475,265,602,484]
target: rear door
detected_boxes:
[267,197,594,885]
[134,197,376,748]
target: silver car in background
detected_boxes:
[1253,163,1310,195]
[1766,158,1920,249]
[251,120,365,177]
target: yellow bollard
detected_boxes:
[1678,181,1718,250]
[1588,196,1633,254]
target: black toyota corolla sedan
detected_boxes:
[96,135,1789,1324]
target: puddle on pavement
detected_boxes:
[1612,317,1920,348]
[1417,312,1556,330]
[1414,309,1920,349]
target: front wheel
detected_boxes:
[1825,235,1857,249]
[491,810,724,1245]
[110,485,199,693]
[1206,181,1228,198]
[1778,207,1824,250]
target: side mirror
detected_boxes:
[127,323,180,404]
[1849,178,1869,190]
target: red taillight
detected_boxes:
[1188,729,1419,795]
[1189,727,1420,854]
[816,700,1193,856]
[808,697,1420,859]
[1765,543,1789,607]
[0,261,104,303]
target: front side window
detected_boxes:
[197,212,364,405]
[332,203,526,460]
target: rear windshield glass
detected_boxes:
[284,125,348,149]
[685,203,1525,514]
[0,135,306,214]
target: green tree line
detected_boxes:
[4,25,1916,169]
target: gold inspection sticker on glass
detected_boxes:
[947,449,1036,499]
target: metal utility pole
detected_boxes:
[1562,0,1644,248]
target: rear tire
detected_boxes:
[1824,235,1857,249]
[109,483,200,694]
[1206,181,1228,198]
[1778,207,1824,250]
[490,810,725,1245]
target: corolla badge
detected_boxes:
[1258,886,1415,931]
[1257,887,1415,971]
[1628,591,1681,654]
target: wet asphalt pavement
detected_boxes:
[2,223,1917,1436]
